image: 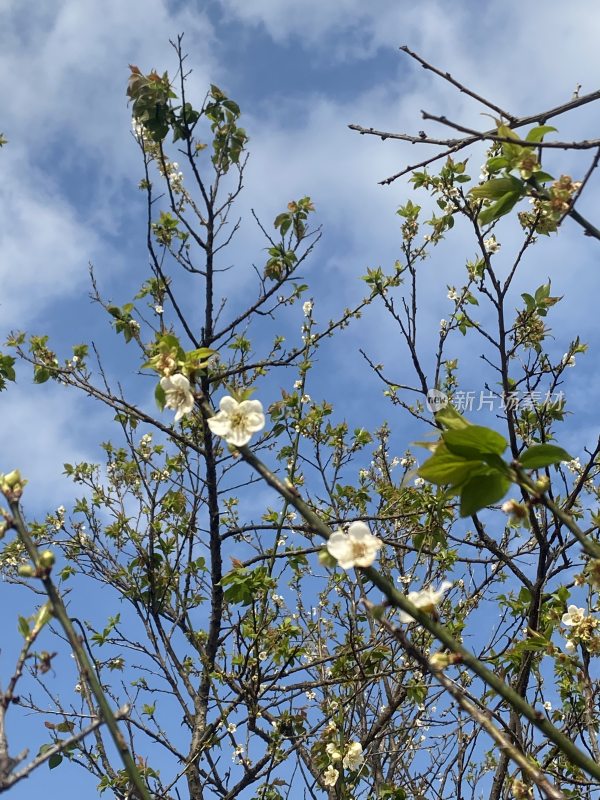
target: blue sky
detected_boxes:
[1,0,600,797]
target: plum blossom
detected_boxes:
[208,396,265,447]
[326,521,382,569]
[323,765,339,786]
[161,374,195,421]
[483,235,501,254]
[562,605,586,627]
[326,743,342,762]
[399,581,452,623]
[343,741,364,770]
[303,300,313,316]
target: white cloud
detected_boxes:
[0,153,103,328]
[0,382,106,511]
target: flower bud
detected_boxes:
[1,469,27,498]
[318,548,338,569]
[18,564,36,578]
[429,652,452,670]
[38,550,55,569]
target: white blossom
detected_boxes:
[343,741,364,771]
[227,722,237,733]
[302,300,313,316]
[323,765,339,787]
[154,305,164,315]
[414,477,425,488]
[161,374,195,421]
[326,743,342,762]
[399,581,452,623]
[447,287,459,301]
[562,353,576,367]
[543,701,552,711]
[562,605,586,627]
[326,521,382,569]
[565,639,576,652]
[208,396,265,447]
[440,319,448,331]
[483,235,501,254]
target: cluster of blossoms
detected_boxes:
[325,523,451,624]
[519,174,582,234]
[160,374,266,448]
[323,741,364,787]
[165,161,184,192]
[562,605,599,653]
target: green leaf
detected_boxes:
[470,176,523,200]
[17,616,30,639]
[530,170,554,184]
[418,450,486,486]
[486,156,509,172]
[56,721,75,733]
[519,444,573,469]
[34,366,51,384]
[459,472,511,516]
[155,382,166,411]
[435,404,471,430]
[443,426,508,459]
[478,190,523,225]
[525,125,557,143]
[49,753,63,770]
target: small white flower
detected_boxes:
[447,288,459,301]
[440,319,448,331]
[326,521,382,569]
[154,305,164,315]
[208,396,266,447]
[326,743,342,762]
[161,374,195,421]
[566,457,582,474]
[483,235,501,254]
[258,651,267,661]
[301,394,311,404]
[543,701,552,711]
[293,379,302,390]
[305,690,316,700]
[565,639,576,652]
[562,605,586,627]
[343,741,364,771]
[562,353,576,367]
[303,300,313,316]
[414,477,425,488]
[323,765,339,787]
[227,722,237,734]
[399,581,452,623]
